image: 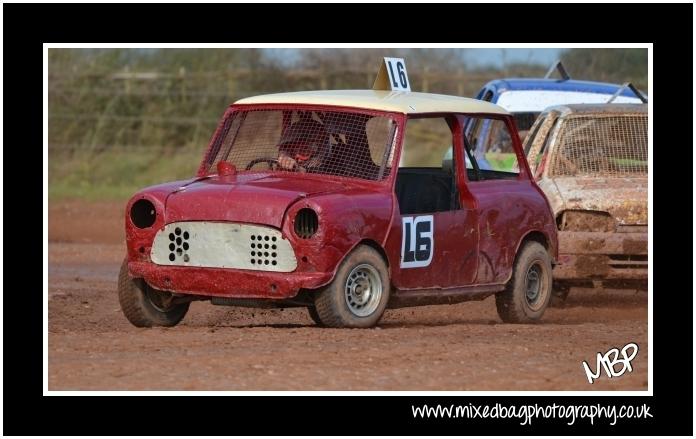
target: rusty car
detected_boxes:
[119,89,559,328]
[523,103,648,298]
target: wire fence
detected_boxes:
[48,67,519,156]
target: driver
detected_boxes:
[277,114,331,171]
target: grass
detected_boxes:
[50,120,458,200]
[484,152,518,172]
[49,150,523,201]
[48,148,203,201]
[611,158,648,166]
[48,129,523,202]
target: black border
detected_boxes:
[4,2,693,436]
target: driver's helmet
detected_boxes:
[278,116,330,166]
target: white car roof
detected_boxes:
[235,90,509,115]
[496,90,646,113]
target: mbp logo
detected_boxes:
[582,342,639,384]
[401,215,433,268]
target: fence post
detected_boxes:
[179,66,187,104]
[124,66,131,95]
[457,67,465,96]
[227,70,236,102]
[320,65,328,90]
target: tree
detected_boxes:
[560,48,647,90]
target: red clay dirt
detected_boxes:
[48,201,648,391]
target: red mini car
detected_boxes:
[120,90,558,328]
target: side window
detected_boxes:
[400,117,453,167]
[464,89,492,149]
[535,119,559,169]
[525,113,558,177]
[524,114,546,155]
[513,112,540,144]
[396,117,459,214]
[480,89,494,102]
[465,117,519,180]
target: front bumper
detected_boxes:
[553,231,647,280]
[128,261,333,299]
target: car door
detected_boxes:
[386,115,479,290]
[463,115,532,285]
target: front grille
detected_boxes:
[608,254,648,270]
[151,222,297,272]
[616,225,648,233]
[166,226,191,263]
[249,233,279,267]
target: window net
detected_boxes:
[550,114,648,177]
[202,109,398,181]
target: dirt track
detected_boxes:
[48,202,649,391]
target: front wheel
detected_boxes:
[306,306,324,326]
[496,242,552,323]
[314,245,390,328]
[118,260,190,327]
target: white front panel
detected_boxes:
[496,90,645,112]
[151,222,297,272]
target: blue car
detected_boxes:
[468,62,646,171]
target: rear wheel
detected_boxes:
[496,242,552,323]
[314,245,390,328]
[118,260,190,327]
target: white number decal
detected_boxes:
[401,215,433,268]
[384,57,411,92]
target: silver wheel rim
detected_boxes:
[524,261,547,311]
[344,263,382,317]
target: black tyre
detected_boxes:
[118,260,190,327]
[549,282,571,308]
[496,242,552,323]
[314,245,390,328]
[306,306,324,326]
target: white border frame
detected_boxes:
[43,43,653,397]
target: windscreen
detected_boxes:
[550,114,648,177]
[202,108,398,181]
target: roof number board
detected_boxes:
[373,57,411,92]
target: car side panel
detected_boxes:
[384,208,479,289]
[467,179,557,284]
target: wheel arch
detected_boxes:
[515,230,555,264]
[315,238,392,292]
[312,238,392,328]
[356,238,390,267]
